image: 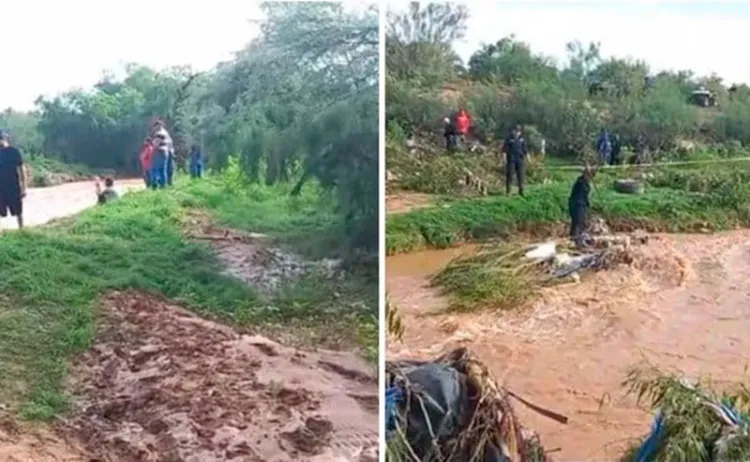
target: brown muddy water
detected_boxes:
[387,231,750,461]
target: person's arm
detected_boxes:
[16,149,26,197]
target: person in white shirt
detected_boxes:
[150,120,175,186]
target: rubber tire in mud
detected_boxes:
[614,179,644,195]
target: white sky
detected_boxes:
[390,1,750,86]
[2,0,263,111]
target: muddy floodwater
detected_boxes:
[387,231,750,461]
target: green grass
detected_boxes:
[387,166,750,254]
[0,174,377,420]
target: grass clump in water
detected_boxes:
[621,367,750,462]
[430,243,543,312]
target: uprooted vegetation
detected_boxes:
[431,230,647,312]
[620,368,750,462]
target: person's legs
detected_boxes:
[570,204,588,245]
[515,160,525,196]
[505,161,513,195]
[166,156,174,186]
[150,164,165,189]
[195,162,203,178]
[8,189,22,229]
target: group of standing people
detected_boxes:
[597,130,622,166]
[139,119,204,189]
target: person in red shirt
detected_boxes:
[455,108,471,138]
[139,137,154,187]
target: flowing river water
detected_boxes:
[387,231,750,460]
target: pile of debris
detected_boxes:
[623,368,750,462]
[431,227,650,311]
[385,348,562,462]
[532,228,650,284]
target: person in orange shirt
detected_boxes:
[139,137,154,187]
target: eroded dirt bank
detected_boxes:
[387,230,750,460]
[67,291,378,462]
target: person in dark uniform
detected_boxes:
[569,166,596,246]
[443,117,458,151]
[502,125,527,196]
[611,134,622,165]
[0,131,26,229]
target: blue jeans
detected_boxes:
[166,155,175,186]
[150,163,166,189]
[190,162,203,178]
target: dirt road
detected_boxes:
[387,231,750,461]
[0,179,145,229]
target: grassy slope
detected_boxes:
[0,176,376,420]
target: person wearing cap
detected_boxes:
[502,124,528,196]
[569,166,596,247]
[0,131,26,228]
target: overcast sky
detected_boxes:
[1,0,263,111]
[390,1,750,85]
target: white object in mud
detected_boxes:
[524,242,557,261]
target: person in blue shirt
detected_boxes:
[189,144,204,179]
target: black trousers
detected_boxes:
[505,159,525,195]
[569,203,587,238]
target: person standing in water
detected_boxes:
[0,131,26,229]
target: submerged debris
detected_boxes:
[432,231,649,311]
[386,348,559,462]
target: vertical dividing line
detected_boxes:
[377,1,387,460]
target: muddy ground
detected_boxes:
[67,291,378,462]
[387,230,750,460]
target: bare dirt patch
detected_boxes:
[386,192,436,215]
[186,217,340,294]
[65,290,378,461]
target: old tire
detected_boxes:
[614,179,644,194]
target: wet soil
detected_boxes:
[65,291,378,462]
[387,230,750,461]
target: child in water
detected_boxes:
[96,177,119,204]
